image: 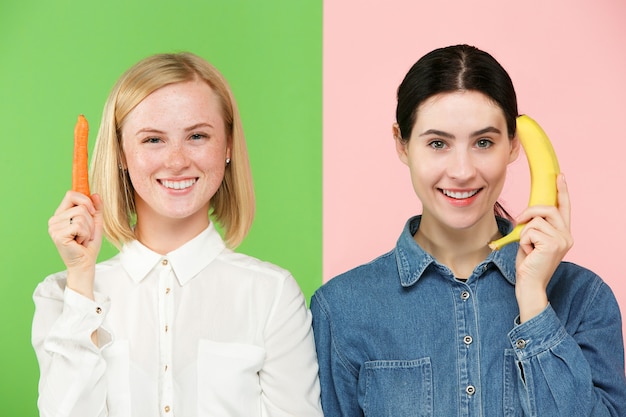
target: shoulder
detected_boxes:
[313,249,396,306]
[552,261,606,291]
[214,249,296,289]
[550,261,621,316]
[219,250,291,277]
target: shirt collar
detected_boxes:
[394,215,518,287]
[489,217,518,285]
[120,222,227,286]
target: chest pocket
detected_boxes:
[198,340,266,417]
[503,349,524,417]
[361,357,432,417]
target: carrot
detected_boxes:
[72,114,90,196]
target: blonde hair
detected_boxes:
[90,52,255,249]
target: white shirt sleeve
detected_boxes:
[260,274,323,417]
[32,277,112,417]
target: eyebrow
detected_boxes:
[185,122,214,132]
[134,122,214,136]
[419,126,502,138]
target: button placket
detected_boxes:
[453,283,480,413]
[158,258,174,416]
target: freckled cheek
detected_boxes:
[195,151,226,174]
[125,152,161,189]
[125,149,154,171]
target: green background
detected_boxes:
[0,1,322,414]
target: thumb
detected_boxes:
[556,173,571,229]
[89,193,105,245]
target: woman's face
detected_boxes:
[121,79,230,228]
[395,90,519,232]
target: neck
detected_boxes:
[134,216,209,255]
[415,213,500,279]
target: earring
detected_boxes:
[226,158,231,165]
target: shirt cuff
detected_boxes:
[63,287,113,348]
[508,303,568,360]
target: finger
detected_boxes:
[87,193,104,243]
[53,190,96,216]
[49,204,97,248]
[50,204,94,231]
[91,193,104,213]
[52,216,85,245]
[519,214,573,253]
[556,173,571,229]
[515,205,565,232]
[71,215,93,246]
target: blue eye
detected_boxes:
[190,133,207,140]
[143,137,162,144]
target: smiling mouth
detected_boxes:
[159,178,198,190]
[441,189,481,199]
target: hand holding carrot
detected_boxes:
[48,191,104,299]
[47,115,103,299]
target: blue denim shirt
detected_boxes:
[311,216,626,416]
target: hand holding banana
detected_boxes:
[489,115,560,250]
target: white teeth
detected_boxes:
[442,189,479,199]
[160,179,197,190]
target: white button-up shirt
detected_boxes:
[32,223,322,417]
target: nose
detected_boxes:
[165,143,191,171]
[447,148,477,180]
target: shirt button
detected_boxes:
[463,335,473,345]
[466,385,476,396]
[162,259,168,266]
[164,405,171,413]
[95,307,102,314]
[516,339,527,349]
[165,287,171,294]
[460,291,470,300]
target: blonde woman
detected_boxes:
[33,52,322,417]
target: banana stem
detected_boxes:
[488,224,524,250]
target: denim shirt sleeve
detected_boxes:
[311,291,363,417]
[508,280,626,417]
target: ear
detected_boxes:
[393,123,409,165]
[508,134,521,164]
[226,133,233,161]
[118,150,128,171]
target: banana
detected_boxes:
[488,115,560,250]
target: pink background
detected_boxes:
[323,0,626,347]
